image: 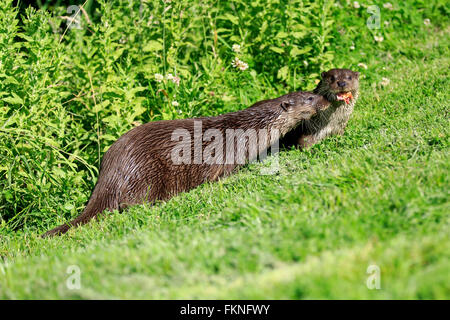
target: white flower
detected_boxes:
[383,3,393,10]
[374,35,384,42]
[303,60,308,67]
[231,57,249,71]
[172,76,180,85]
[154,73,164,82]
[350,45,355,50]
[424,19,431,26]
[232,44,241,53]
[384,21,390,26]
[380,77,390,86]
[353,1,360,8]
[172,101,179,107]
[166,73,174,80]
[358,63,368,70]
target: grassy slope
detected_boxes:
[0,29,449,300]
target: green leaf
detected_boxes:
[276,31,289,39]
[112,48,125,61]
[224,13,239,25]
[260,21,268,34]
[63,203,74,211]
[269,46,285,54]
[4,76,20,85]
[3,93,23,105]
[290,46,312,57]
[292,31,307,38]
[93,100,110,113]
[143,40,164,52]
[277,66,289,80]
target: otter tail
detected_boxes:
[42,186,117,237]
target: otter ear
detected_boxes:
[280,101,290,111]
[354,71,360,78]
[321,71,327,78]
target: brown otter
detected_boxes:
[43,91,330,237]
[281,68,360,149]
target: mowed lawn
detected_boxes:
[0,30,449,300]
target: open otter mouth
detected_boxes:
[336,92,353,104]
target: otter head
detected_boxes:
[280,91,330,116]
[277,92,331,133]
[315,68,360,104]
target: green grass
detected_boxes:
[2,0,449,230]
[0,25,449,299]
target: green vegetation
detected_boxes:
[0,0,449,299]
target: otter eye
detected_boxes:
[347,76,352,80]
[307,96,314,101]
[330,75,335,82]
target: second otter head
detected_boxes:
[275,92,331,135]
[315,68,360,104]
[279,91,330,118]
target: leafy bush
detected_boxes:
[0,0,447,231]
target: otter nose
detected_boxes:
[337,81,347,88]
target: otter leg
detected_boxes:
[296,134,316,149]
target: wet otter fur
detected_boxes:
[281,68,360,149]
[43,91,330,237]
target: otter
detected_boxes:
[43,91,330,237]
[281,68,360,149]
